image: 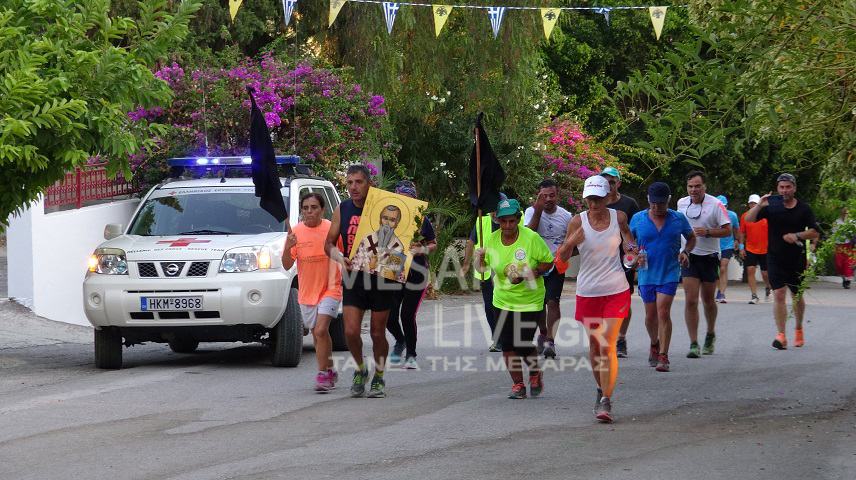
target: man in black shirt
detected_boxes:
[745,173,819,350]
[601,167,640,359]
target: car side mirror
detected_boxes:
[104,224,124,240]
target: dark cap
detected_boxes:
[647,182,671,203]
[777,173,796,186]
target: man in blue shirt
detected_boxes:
[715,195,740,303]
[629,182,696,372]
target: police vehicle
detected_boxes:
[83,156,345,369]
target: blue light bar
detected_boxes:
[168,155,300,167]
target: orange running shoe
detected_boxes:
[794,329,804,347]
[772,333,788,350]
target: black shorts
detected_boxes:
[681,253,720,283]
[744,251,768,271]
[624,269,636,294]
[497,310,540,356]
[342,271,398,312]
[543,269,566,302]
[767,255,807,295]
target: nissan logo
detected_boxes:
[166,263,180,275]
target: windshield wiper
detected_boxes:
[178,229,233,235]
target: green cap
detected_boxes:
[496,198,521,217]
[600,166,620,180]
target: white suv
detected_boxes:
[83,156,344,369]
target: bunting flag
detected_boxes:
[488,6,506,39]
[432,5,453,37]
[383,2,400,34]
[329,0,347,27]
[540,8,561,40]
[594,7,612,26]
[282,0,297,27]
[229,0,243,22]
[649,6,667,40]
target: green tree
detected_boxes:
[0,0,201,225]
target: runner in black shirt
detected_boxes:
[601,167,640,359]
[745,173,819,350]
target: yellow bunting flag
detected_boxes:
[329,0,348,27]
[540,8,561,40]
[649,6,668,40]
[432,5,453,37]
[228,0,243,22]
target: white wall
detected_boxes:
[6,197,140,326]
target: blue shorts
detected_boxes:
[639,283,679,304]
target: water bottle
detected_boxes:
[637,246,648,271]
[622,252,637,269]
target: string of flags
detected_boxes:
[229,1,677,42]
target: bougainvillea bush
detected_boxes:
[542,118,625,213]
[127,54,398,190]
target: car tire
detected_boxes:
[168,338,200,354]
[94,327,123,369]
[271,288,302,367]
[329,313,348,352]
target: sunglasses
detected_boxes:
[684,199,704,219]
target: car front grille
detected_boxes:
[138,262,158,277]
[187,262,210,277]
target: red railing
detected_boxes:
[44,163,139,209]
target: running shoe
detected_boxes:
[328,369,339,386]
[617,337,628,358]
[843,279,851,289]
[529,371,544,398]
[720,294,727,304]
[702,333,716,355]
[594,388,603,415]
[367,375,386,398]
[715,291,724,303]
[508,382,527,399]
[536,334,547,355]
[389,340,405,366]
[314,371,335,393]
[794,328,804,347]
[772,333,788,350]
[595,397,613,423]
[403,356,418,369]
[542,339,557,359]
[489,342,501,352]
[687,342,700,358]
[749,294,759,305]
[350,368,369,397]
[655,353,670,372]
[765,287,772,302]
[648,343,659,367]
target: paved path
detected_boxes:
[0,284,854,480]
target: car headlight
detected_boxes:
[219,246,273,273]
[88,248,128,275]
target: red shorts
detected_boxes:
[575,289,632,328]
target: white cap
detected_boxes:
[748,194,761,204]
[583,175,610,198]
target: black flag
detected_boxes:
[468,113,505,213]
[247,87,288,223]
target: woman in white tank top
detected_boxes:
[557,175,637,423]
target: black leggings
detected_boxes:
[386,285,427,358]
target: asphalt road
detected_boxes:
[0,283,854,480]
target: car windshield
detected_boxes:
[128,188,289,236]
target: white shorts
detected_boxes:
[299,296,341,330]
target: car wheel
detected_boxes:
[329,313,348,352]
[271,288,302,367]
[168,338,200,354]
[94,327,123,369]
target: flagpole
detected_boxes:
[475,123,485,282]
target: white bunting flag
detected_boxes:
[383,2,400,34]
[282,0,297,27]
[488,6,506,39]
[594,7,612,27]
[329,0,347,27]
[649,6,668,40]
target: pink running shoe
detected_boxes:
[314,371,335,393]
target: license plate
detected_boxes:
[140,296,203,311]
